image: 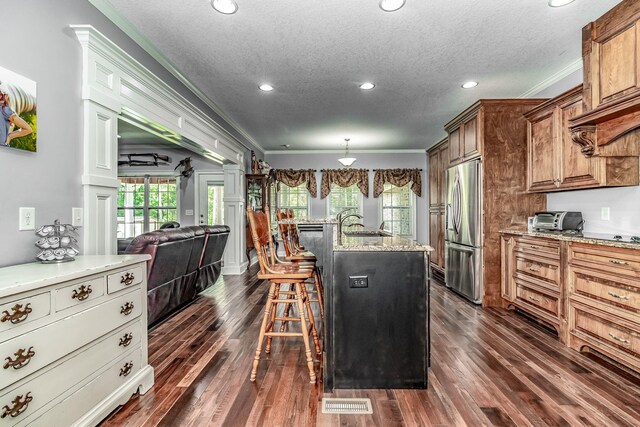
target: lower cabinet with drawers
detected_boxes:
[502,231,640,373]
[0,255,154,426]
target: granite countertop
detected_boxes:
[279,217,338,224]
[335,234,433,252]
[500,228,640,250]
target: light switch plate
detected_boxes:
[601,207,610,221]
[19,207,36,231]
[72,207,83,227]
[185,209,194,216]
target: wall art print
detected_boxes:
[0,65,36,152]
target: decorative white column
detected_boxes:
[222,164,247,274]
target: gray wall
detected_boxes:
[531,69,640,235]
[265,152,428,243]
[118,144,223,226]
[0,0,260,267]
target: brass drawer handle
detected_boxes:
[528,296,541,303]
[119,361,133,377]
[3,347,35,370]
[608,333,630,345]
[72,284,92,301]
[609,260,629,266]
[119,333,133,347]
[1,303,32,324]
[120,302,135,316]
[120,272,135,286]
[607,291,629,300]
[528,266,541,273]
[1,392,33,419]
[529,245,539,249]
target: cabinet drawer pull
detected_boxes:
[529,245,539,249]
[607,291,629,300]
[608,333,630,344]
[120,302,134,316]
[119,361,133,377]
[120,272,135,286]
[3,347,35,370]
[119,333,133,347]
[528,266,541,273]
[1,392,33,419]
[609,260,629,266]
[71,284,93,301]
[1,303,32,324]
[528,296,541,303]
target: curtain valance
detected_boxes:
[272,169,317,198]
[320,169,369,199]
[373,168,422,198]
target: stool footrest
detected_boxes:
[265,332,304,337]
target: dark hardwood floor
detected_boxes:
[101,264,640,426]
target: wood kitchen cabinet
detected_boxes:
[447,111,480,166]
[526,85,638,192]
[427,139,448,280]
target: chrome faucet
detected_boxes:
[339,213,364,235]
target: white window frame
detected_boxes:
[275,183,311,219]
[325,183,364,217]
[117,172,181,238]
[378,182,416,239]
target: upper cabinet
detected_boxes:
[427,139,449,276]
[525,86,612,192]
[447,106,481,166]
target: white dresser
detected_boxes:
[0,255,154,426]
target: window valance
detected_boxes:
[373,168,422,198]
[320,169,369,199]
[272,169,317,198]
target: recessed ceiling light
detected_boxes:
[211,0,238,15]
[548,0,575,7]
[259,84,274,92]
[379,0,406,12]
[461,81,479,89]
[359,82,375,90]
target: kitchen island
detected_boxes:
[280,218,433,392]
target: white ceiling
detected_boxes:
[103,0,621,151]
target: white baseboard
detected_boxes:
[222,260,249,275]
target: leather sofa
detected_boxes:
[122,225,230,326]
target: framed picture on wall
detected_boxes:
[0,65,37,152]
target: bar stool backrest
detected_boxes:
[247,207,278,274]
[276,208,295,257]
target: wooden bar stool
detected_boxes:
[246,207,320,384]
[275,208,324,318]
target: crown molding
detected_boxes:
[518,57,583,98]
[264,149,428,155]
[87,0,265,154]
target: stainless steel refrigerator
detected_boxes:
[444,159,483,304]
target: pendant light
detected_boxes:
[338,138,357,167]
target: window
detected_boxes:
[379,183,415,237]
[117,176,179,238]
[277,184,309,219]
[327,184,363,226]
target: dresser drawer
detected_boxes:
[569,243,640,279]
[571,267,640,314]
[27,347,142,427]
[515,255,560,286]
[107,265,143,294]
[0,327,142,426]
[572,306,640,359]
[515,236,561,258]
[54,276,105,312]
[515,280,560,319]
[0,289,141,390]
[0,293,50,335]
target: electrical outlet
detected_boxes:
[72,207,83,227]
[349,276,368,288]
[601,207,610,221]
[19,207,36,231]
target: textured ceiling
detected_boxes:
[104,0,621,151]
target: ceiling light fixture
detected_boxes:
[259,84,274,92]
[359,82,375,90]
[548,0,575,7]
[461,81,479,89]
[379,0,406,12]
[211,0,238,15]
[338,138,357,167]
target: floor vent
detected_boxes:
[321,398,373,414]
